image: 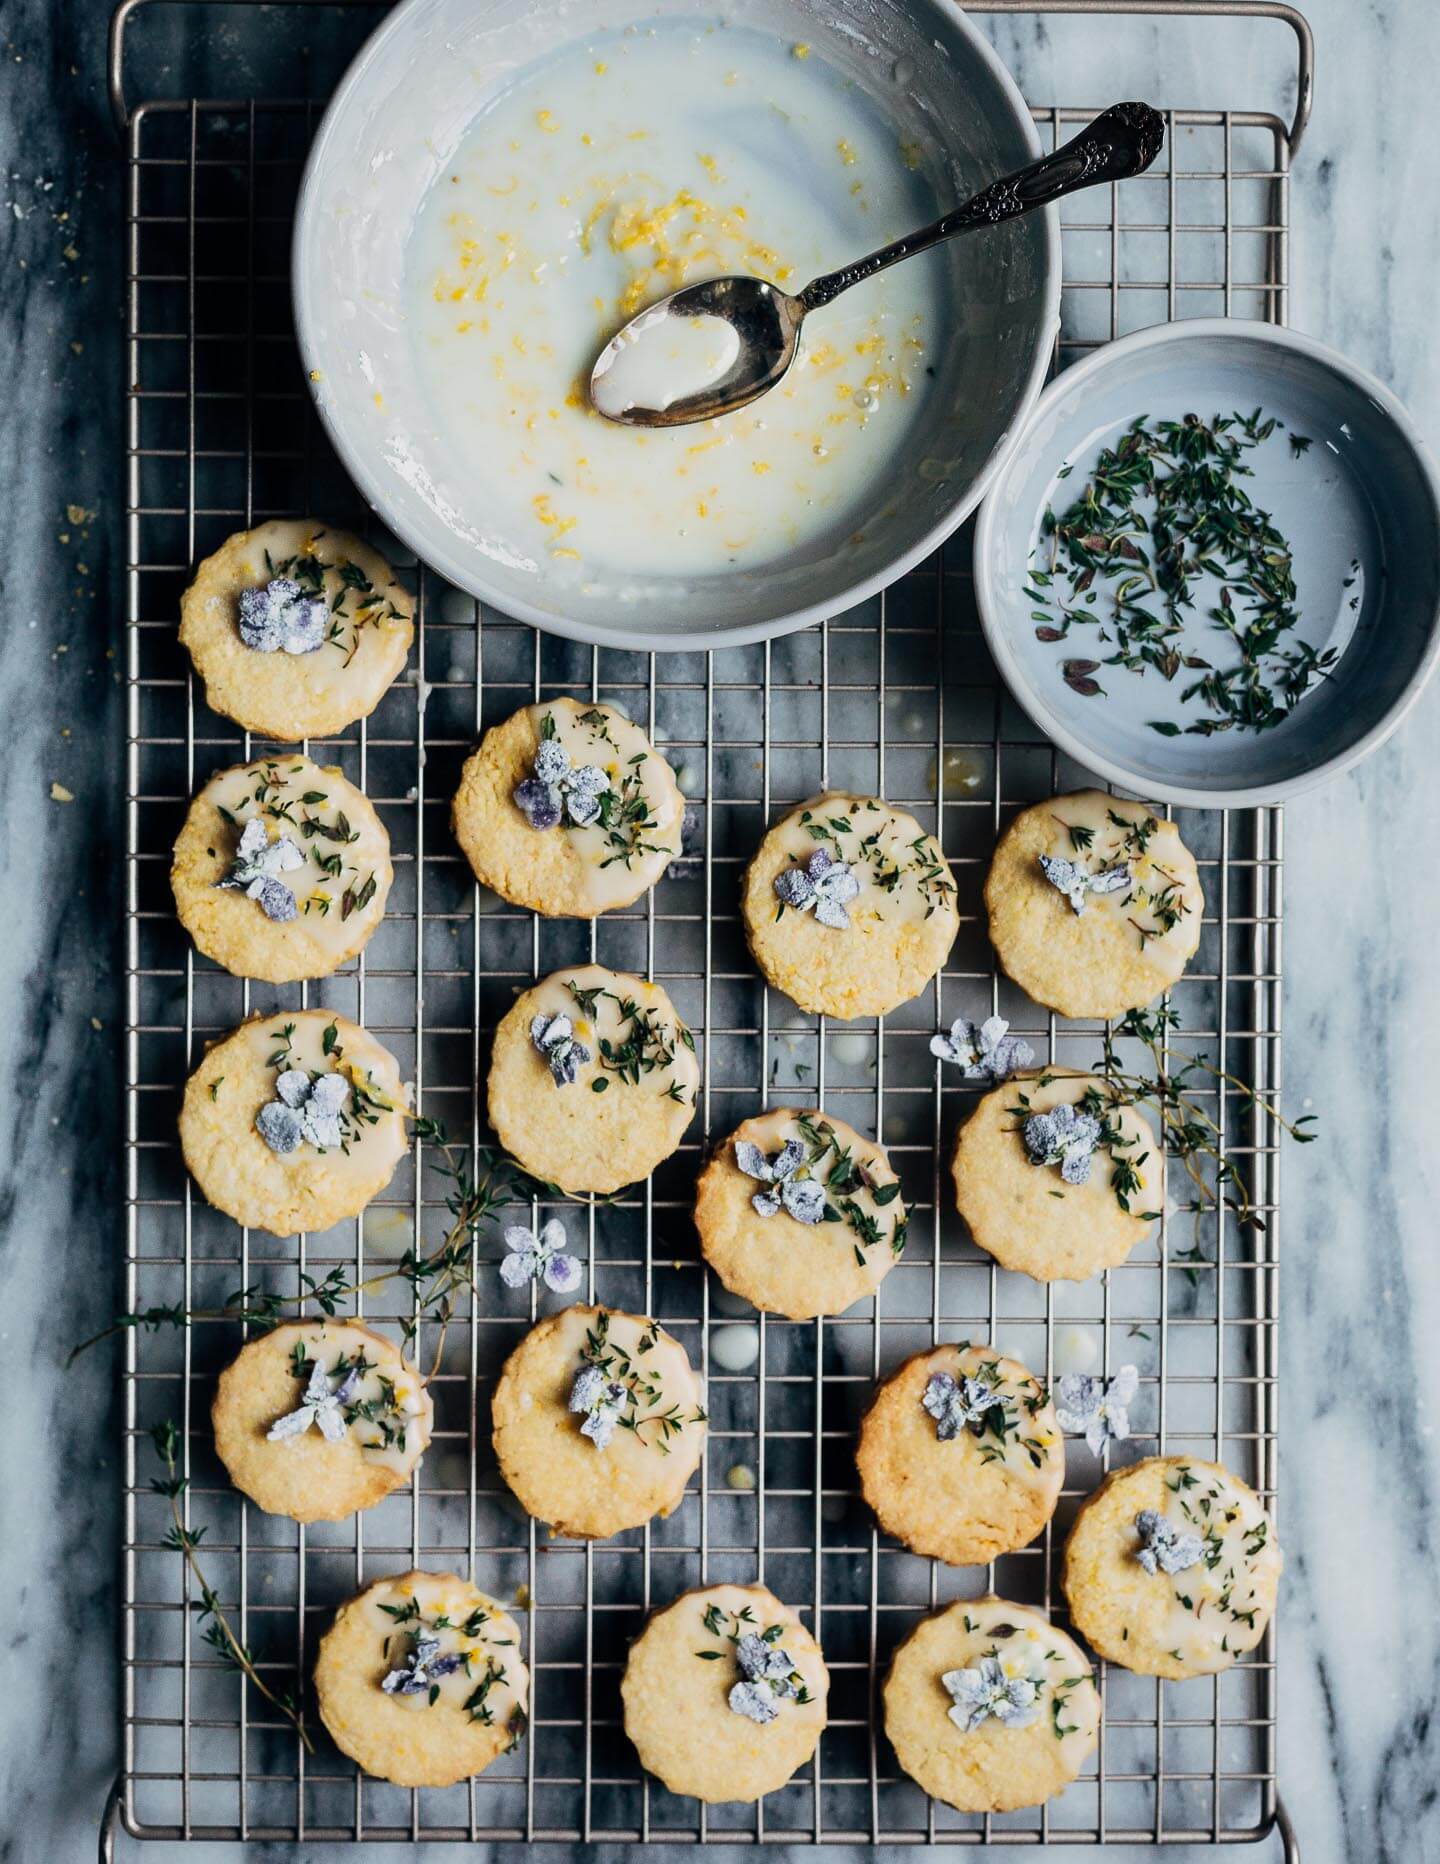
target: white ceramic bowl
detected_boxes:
[975,319,1440,806]
[293,0,1058,651]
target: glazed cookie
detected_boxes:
[315,1569,528,1787]
[171,753,391,982]
[694,1107,907,1320]
[452,697,684,917]
[985,790,1203,1020]
[621,1583,828,1802]
[1063,1455,1282,1680]
[857,1343,1063,1565]
[742,792,958,1020]
[179,1009,409,1236]
[884,1598,1100,1814]
[491,1304,706,1539]
[179,519,414,739]
[212,1319,431,1522]
[951,1068,1161,1282]
[487,964,698,1195]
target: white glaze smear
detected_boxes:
[592,307,743,418]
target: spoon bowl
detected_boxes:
[590,278,805,427]
[590,102,1164,429]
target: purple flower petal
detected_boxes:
[533,739,570,785]
[274,1069,311,1109]
[542,1252,582,1294]
[499,1249,537,1288]
[256,1101,303,1154]
[728,1678,779,1724]
[252,876,298,922]
[780,1177,826,1225]
[514,776,563,831]
[734,1140,771,1182]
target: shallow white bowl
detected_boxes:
[975,319,1440,807]
[293,0,1057,652]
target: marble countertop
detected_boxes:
[1,2,1436,1861]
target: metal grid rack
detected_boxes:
[114,0,1309,1846]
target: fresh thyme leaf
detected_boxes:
[1030,411,1340,735]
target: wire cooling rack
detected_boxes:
[112,0,1311,1847]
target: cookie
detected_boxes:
[179,1009,409,1237]
[1062,1455,1282,1680]
[179,519,414,740]
[985,790,1203,1020]
[314,1569,528,1787]
[621,1582,828,1802]
[694,1107,907,1320]
[741,792,958,1020]
[951,1069,1160,1282]
[857,1343,1063,1565]
[452,697,684,917]
[171,753,391,982]
[212,1319,431,1522]
[884,1598,1100,1814]
[491,1304,706,1539]
[487,964,698,1195]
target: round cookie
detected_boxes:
[951,1068,1161,1282]
[315,1569,528,1787]
[694,1107,907,1320]
[179,519,414,739]
[179,1009,409,1237]
[452,697,684,917]
[621,1582,828,1803]
[212,1319,431,1522]
[884,1598,1100,1814]
[171,753,391,982]
[742,792,958,1020]
[857,1343,1063,1565]
[487,964,698,1195]
[491,1304,706,1539]
[985,790,1203,1021]
[1063,1455,1282,1680]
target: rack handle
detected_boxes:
[968,0,1313,152]
[109,0,1314,153]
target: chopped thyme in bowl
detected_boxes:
[1028,409,1339,736]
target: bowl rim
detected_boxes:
[973,315,1440,809]
[291,0,1061,654]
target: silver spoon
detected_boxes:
[589,102,1164,428]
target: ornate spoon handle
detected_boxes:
[799,102,1165,313]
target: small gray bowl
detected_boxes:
[974,319,1440,806]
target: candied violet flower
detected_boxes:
[1022,1102,1102,1186]
[531,1011,591,1087]
[255,1068,351,1155]
[921,1369,1004,1443]
[930,1014,1035,1082]
[727,1630,803,1724]
[1134,1509,1205,1577]
[773,846,861,931]
[216,817,306,923]
[500,1218,582,1295]
[237,577,328,656]
[380,1632,468,1698]
[941,1655,1039,1734]
[266,1356,362,1444]
[1039,852,1131,915]
[513,730,611,831]
[1054,1363,1139,1455]
[733,1137,825,1223]
[568,1363,628,1451]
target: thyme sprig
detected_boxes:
[1029,410,1337,735]
[149,1419,314,1752]
[70,1118,565,1369]
[1094,1006,1315,1233]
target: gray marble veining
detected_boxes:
[1,2,1437,1861]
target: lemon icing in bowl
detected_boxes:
[406,21,940,578]
[294,0,1056,647]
